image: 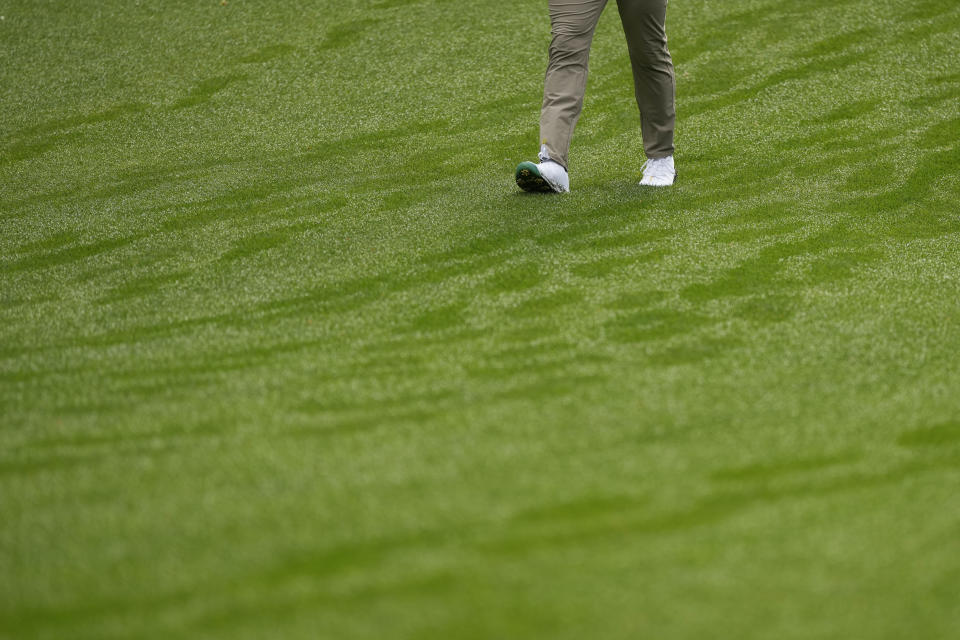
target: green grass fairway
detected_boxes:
[3,0,960,637]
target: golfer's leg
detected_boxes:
[540,0,608,169]
[616,0,675,158]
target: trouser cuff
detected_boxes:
[538,143,567,170]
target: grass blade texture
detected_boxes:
[2,0,959,638]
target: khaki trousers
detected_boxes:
[539,0,675,169]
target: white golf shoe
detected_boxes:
[639,156,676,187]
[515,160,570,193]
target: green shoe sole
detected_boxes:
[515,161,555,193]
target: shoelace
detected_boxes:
[641,158,674,180]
